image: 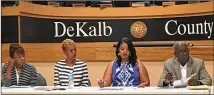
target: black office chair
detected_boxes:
[88,79,91,86]
[1,80,3,87]
[31,1,48,5]
[65,1,86,7]
[36,73,47,86]
[90,1,100,7]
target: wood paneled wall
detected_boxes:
[1,1,213,62]
[1,41,213,62]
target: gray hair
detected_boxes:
[173,41,187,53]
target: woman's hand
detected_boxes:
[8,58,15,67]
[97,79,106,88]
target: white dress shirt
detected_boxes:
[173,63,188,88]
[180,63,188,80]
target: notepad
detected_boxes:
[10,85,31,88]
[187,85,210,90]
[34,86,67,91]
[34,86,54,90]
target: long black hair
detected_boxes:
[115,37,137,67]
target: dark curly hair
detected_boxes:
[9,44,25,58]
[115,37,137,67]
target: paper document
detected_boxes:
[34,86,66,91]
[187,85,210,90]
[9,85,31,88]
[99,87,124,90]
[173,73,197,88]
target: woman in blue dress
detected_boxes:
[98,37,150,87]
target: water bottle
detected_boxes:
[68,72,74,89]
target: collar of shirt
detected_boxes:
[15,67,20,85]
[180,62,187,69]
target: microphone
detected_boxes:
[187,43,194,47]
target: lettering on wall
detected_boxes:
[19,15,213,43]
[54,22,112,37]
[165,20,213,39]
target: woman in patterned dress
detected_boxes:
[98,37,150,87]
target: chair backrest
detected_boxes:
[48,2,59,7]
[36,73,47,86]
[100,1,112,8]
[162,1,175,6]
[130,2,145,7]
[72,3,85,7]
[88,79,91,86]
[188,0,200,4]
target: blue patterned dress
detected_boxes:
[112,60,140,86]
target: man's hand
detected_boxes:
[164,72,173,84]
[188,79,200,86]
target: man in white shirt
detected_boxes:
[158,41,212,87]
[180,63,187,80]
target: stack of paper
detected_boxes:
[187,85,210,90]
[10,85,30,88]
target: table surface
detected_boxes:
[1,86,210,95]
[211,86,214,94]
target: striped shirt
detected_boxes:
[54,59,89,87]
[1,63,37,87]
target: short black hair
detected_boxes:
[115,37,137,67]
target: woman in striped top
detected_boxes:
[1,44,37,87]
[54,39,89,87]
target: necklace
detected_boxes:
[121,63,127,71]
[17,69,22,74]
